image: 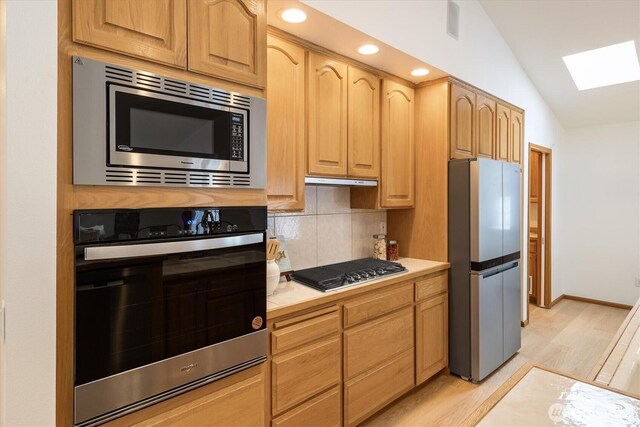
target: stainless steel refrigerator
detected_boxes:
[449,158,521,382]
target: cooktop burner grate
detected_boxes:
[291,258,407,292]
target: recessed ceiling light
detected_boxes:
[563,40,640,90]
[358,44,380,55]
[280,8,307,24]
[411,68,430,77]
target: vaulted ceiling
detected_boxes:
[480,0,640,128]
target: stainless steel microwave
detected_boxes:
[72,56,266,188]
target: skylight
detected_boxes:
[562,40,640,90]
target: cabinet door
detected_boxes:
[416,293,448,385]
[348,67,380,179]
[307,52,348,176]
[380,79,414,208]
[510,110,524,164]
[476,94,496,159]
[266,35,306,211]
[73,0,187,68]
[188,0,266,88]
[450,83,476,159]
[496,104,510,162]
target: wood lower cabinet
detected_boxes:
[380,79,415,208]
[268,270,450,426]
[269,306,342,422]
[188,0,266,88]
[104,366,264,426]
[416,293,448,384]
[73,0,187,68]
[266,35,306,211]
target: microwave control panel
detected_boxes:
[231,113,245,160]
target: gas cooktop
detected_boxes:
[291,258,407,292]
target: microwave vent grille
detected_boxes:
[104,65,252,109]
[102,169,249,187]
[105,66,133,84]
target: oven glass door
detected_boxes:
[108,85,248,172]
[74,234,266,387]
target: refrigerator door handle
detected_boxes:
[475,261,519,279]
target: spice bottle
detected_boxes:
[387,240,399,261]
[373,234,387,260]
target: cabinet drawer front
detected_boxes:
[272,386,341,427]
[344,306,413,380]
[415,270,448,301]
[272,310,340,355]
[344,349,414,427]
[343,282,413,328]
[127,371,264,427]
[272,337,341,415]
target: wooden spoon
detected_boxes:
[267,239,281,261]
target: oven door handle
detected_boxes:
[84,233,264,261]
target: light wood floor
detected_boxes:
[362,299,630,427]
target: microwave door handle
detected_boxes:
[84,232,264,261]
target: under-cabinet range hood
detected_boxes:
[304,176,378,187]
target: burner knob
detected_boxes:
[352,273,361,280]
[367,269,377,276]
[360,272,369,278]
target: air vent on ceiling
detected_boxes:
[447,0,460,40]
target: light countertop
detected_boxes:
[463,364,640,426]
[267,258,449,319]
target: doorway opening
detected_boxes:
[527,144,552,311]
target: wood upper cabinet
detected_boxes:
[416,292,448,385]
[188,0,266,88]
[510,110,524,164]
[307,52,349,177]
[73,0,187,68]
[496,103,511,162]
[266,35,306,211]
[348,67,380,179]
[476,94,496,159]
[380,79,415,208]
[450,83,476,159]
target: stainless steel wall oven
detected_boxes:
[73,207,267,426]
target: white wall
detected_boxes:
[555,121,640,306]
[0,1,57,425]
[303,0,566,316]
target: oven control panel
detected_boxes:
[74,206,267,244]
[230,113,244,160]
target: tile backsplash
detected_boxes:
[268,186,386,270]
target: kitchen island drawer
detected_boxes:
[271,336,341,415]
[344,306,413,380]
[271,386,341,427]
[343,282,413,328]
[415,270,448,301]
[344,348,414,426]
